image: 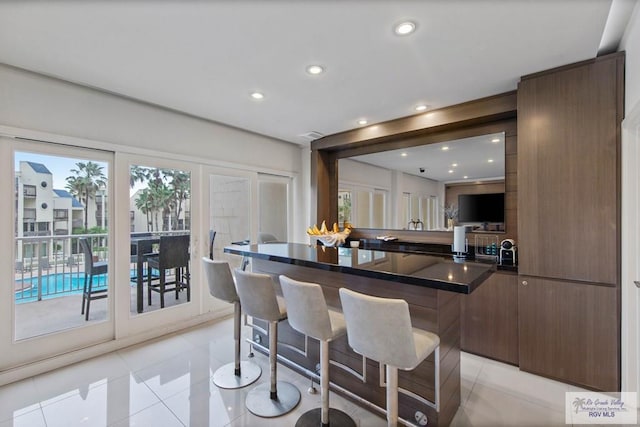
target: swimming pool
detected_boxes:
[15,273,107,303]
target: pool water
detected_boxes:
[15,273,107,303]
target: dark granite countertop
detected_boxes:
[224,242,496,294]
[358,238,518,273]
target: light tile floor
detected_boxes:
[0,317,636,427]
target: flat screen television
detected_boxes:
[458,193,505,223]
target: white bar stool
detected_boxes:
[234,268,301,417]
[280,275,357,427]
[202,258,261,389]
[339,288,440,427]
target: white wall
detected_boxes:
[619,0,640,403]
[339,158,393,189]
[0,64,302,174]
[620,2,640,113]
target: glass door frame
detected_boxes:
[201,165,257,314]
[257,173,292,243]
[114,153,202,338]
[0,137,115,371]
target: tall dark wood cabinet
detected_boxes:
[517,52,623,391]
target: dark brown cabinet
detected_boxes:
[516,53,623,391]
[518,276,619,391]
[461,271,518,365]
[517,54,622,285]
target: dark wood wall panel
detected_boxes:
[314,92,517,151]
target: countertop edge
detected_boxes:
[224,244,495,294]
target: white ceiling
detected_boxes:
[0,1,625,145]
[350,132,505,182]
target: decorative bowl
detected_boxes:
[315,232,348,247]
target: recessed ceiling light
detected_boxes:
[452,163,458,167]
[448,170,454,173]
[491,138,500,143]
[463,176,468,179]
[306,65,324,75]
[401,152,408,157]
[250,92,264,100]
[357,119,368,126]
[415,104,428,111]
[441,146,449,151]
[394,21,416,36]
[488,159,494,163]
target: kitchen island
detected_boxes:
[224,242,494,426]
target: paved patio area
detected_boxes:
[15,282,190,340]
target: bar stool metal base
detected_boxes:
[212,361,262,389]
[245,381,301,417]
[295,407,356,427]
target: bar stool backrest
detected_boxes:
[234,268,283,322]
[202,257,238,303]
[79,238,94,274]
[279,275,332,341]
[339,288,418,370]
[158,235,190,269]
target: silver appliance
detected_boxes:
[499,239,517,265]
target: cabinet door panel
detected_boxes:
[518,276,619,391]
[461,272,518,365]
[517,56,620,284]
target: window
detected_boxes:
[23,185,36,197]
[14,150,111,340]
[258,176,289,242]
[129,164,191,314]
[339,186,387,228]
[338,190,352,227]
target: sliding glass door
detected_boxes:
[258,174,290,243]
[0,137,114,370]
[206,167,253,268]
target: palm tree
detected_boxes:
[163,169,190,230]
[147,180,173,231]
[129,165,148,189]
[134,189,153,231]
[66,161,107,232]
[130,166,190,231]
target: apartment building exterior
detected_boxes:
[14,161,98,261]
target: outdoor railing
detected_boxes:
[14,230,189,303]
[14,233,108,303]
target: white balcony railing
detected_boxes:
[14,233,108,303]
[14,231,189,303]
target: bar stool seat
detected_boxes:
[202,257,261,389]
[280,275,356,427]
[234,269,301,418]
[339,288,440,427]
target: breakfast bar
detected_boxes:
[224,242,494,426]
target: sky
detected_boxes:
[14,152,109,191]
[14,152,189,198]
